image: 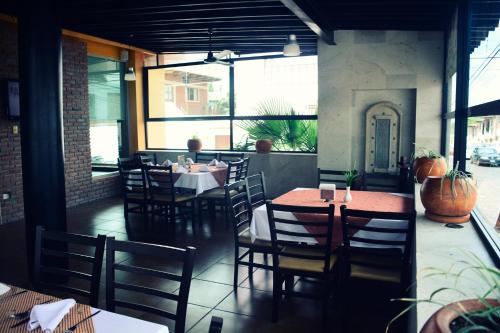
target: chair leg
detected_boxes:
[248,250,254,279]
[285,275,294,296]
[124,200,128,221]
[272,273,282,323]
[321,279,331,328]
[233,246,239,290]
[190,201,196,235]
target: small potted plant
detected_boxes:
[386,252,500,333]
[412,147,447,183]
[187,135,202,152]
[255,138,273,154]
[343,169,358,203]
[420,162,477,224]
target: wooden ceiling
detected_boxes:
[2,0,498,55]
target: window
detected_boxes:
[88,56,127,165]
[186,87,199,102]
[145,56,318,152]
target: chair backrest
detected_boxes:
[34,226,106,307]
[239,157,250,180]
[195,152,218,164]
[144,164,176,202]
[317,168,348,189]
[245,172,267,209]
[362,172,400,192]
[225,159,244,185]
[218,152,245,163]
[208,316,223,333]
[118,157,147,198]
[340,205,416,277]
[106,238,196,333]
[266,201,336,275]
[225,180,252,243]
[134,152,157,165]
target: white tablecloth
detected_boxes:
[91,308,169,333]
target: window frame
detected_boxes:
[142,55,318,153]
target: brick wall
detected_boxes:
[0,22,120,223]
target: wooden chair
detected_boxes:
[34,226,106,307]
[144,165,197,234]
[106,237,196,333]
[218,152,245,163]
[245,172,267,210]
[362,172,401,192]
[339,205,416,289]
[225,180,272,290]
[208,316,223,333]
[317,168,348,189]
[239,157,250,180]
[195,152,218,164]
[118,157,148,222]
[134,152,157,165]
[197,159,245,226]
[266,201,338,325]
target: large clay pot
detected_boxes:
[421,299,499,333]
[420,176,477,223]
[187,138,202,152]
[255,139,272,154]
[413,156,447,183]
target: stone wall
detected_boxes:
[0,21,120,223]
[317,30,444,171]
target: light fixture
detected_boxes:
[283,34,300,57]
[124,67,136,81]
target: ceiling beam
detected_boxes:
[279,0,335,45]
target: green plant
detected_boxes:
[440,161,475,199]
[236,98,317,152]
[386,252,500,333]
[412,146,443,162]
[344,169,358,187]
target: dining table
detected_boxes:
[250,188,414,250]
[0,284,169,333]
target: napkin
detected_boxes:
[28,298,76,333]
[186,158,194,164]
[0,283,10,296]
[319,183,336,191]
[176,165,188,174]
[208,159,218,166]
[216,161,228,168]
[199,165,210,172]
[162,159,173,167]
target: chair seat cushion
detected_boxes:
[126,192,146,200]
[348,250,402,284]
[279,247,337,273]
[152,194,196,203]
[238,228,272,248]
[198,188,238,199]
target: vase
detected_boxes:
[343,186,352,203]
[187,138,202,152]
[255,139,272,153]
[413,156,447,183]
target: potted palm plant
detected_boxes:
[386,253,500,333]
[413,147,447,183]
[255,138,273,154]
[187,135,202,152]
[420,162,477,223]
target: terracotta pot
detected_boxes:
[421,299,499,333]
[187,138,202,152]
[255,139,272,154]
[413,156,447,183]
[420,176,477,223]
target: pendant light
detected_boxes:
[124,67,136,81]
[283,34,300,57]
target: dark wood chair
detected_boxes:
[225,180,272,290]
[362,172,401,192]
[245,172,267,210]
[34,226,106,307]
[197,159,245,226]
[239,157,250,180]
[317,168,348,189]
[144,165,197,234]
[106,237,196,333]
[218,152,245,163]
[339,205,416,289]
[195,152,218,164]
[134,152,158,165]
[266,201,338,325]
[118,157,148,222]
[208,316,223,333]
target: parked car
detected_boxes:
[470,146,500,166]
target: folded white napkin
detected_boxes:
[216,161,228,168]
[208,159,218,166]
[319,183,336,191]
[28,298,76,333]
[162,159,173,167]
[186,157,194,164]
[199,165,210,172]
[0,283,10,296]
[176,165,188,174]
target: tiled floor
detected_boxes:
[0,197,407,333]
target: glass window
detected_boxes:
[88,56,127,165]
[148,64,230,118]
[234,56,317,116]
[165,85,174,102]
